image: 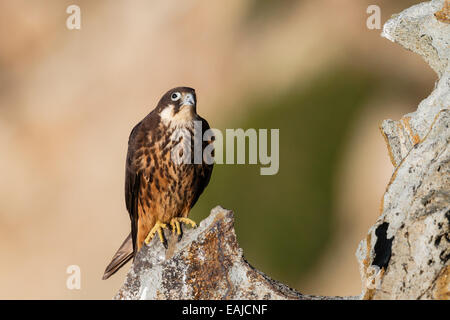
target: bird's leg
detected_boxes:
[170,217,197,241]
[144,221,168,249]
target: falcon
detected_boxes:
[102,87,214,280]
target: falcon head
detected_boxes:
[157,87,197,126]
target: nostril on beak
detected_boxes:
[183,93,195,106]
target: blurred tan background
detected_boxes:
[0,0,435,299]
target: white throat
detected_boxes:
[160,104,197,128]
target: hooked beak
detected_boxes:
[182,93,195,107]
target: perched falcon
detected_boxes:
[102,87,214,280]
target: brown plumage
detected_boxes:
[103,87,214,280]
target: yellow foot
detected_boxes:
[144,221,169,248]
[170,217,197,241]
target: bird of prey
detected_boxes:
[102,87,214,280]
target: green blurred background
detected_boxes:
[192,68,377,282]
[0,0,435,298]
[191,64,430,288]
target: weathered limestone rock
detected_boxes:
[115,206,340,300]
[380,0,449,166]
[357,110,449,299]
[357,0,449,300]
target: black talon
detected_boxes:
[162,236,168,249]
[178,225,183,242]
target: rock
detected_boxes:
[357,0,450,300]
[380,0,449,167]
[115,206,347,300]
[357,111,450,299]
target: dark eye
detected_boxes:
[171,92,181,101]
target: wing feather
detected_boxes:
[190,116,214,208]
[125,121,143,252]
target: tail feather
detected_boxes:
[102,233,134,280]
